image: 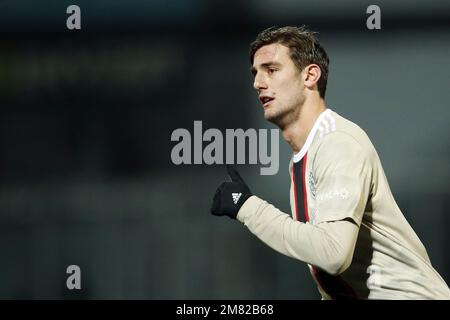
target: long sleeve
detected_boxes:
[237,196,359,275]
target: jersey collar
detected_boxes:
[293,108,332,163]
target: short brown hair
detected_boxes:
[250,26,329,98]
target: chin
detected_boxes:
[264,110,281,125]
[264,107,291,128]
[264,110,276,121]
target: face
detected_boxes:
[252,43,305,127]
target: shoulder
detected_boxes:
[316,111,374,151]
[321,111,369,142]
[311,111,376,166]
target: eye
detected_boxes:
[268,68,276,74]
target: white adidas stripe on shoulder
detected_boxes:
[318,112,336,138]
[293,108,336,163]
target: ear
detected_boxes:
[303,64,322,90]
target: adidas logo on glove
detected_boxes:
[210,165,253,219]
[232,193,242,204]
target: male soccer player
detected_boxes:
[210,26,450,299]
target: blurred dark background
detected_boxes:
[0,0,449,299]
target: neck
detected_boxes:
[281,98,327,154]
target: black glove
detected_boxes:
[210,165,253,219]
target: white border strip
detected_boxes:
[293,108,332,163]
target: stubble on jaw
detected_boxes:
[266,85,305,130]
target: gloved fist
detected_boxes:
[210,165,253,219]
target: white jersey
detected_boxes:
[237,108,450,299]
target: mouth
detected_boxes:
[259,96,275,108]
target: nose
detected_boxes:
[253,73,268,92]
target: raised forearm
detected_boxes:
[238,196,358,275]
